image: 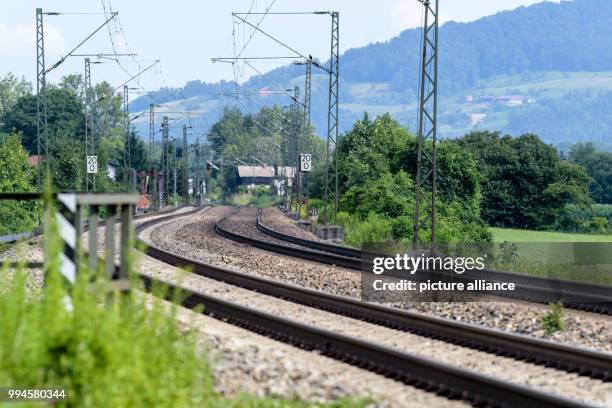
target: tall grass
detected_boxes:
[0,207,364,407]
[335,212,394,247]
[0,267,214,406]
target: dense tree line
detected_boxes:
[453,131,608,232]
[0,73,147,191]
[311,114,490,244]
[568,142,612,204]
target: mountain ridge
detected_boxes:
[131,0,612,150]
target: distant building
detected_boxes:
[477,95,526,107]
[28,155,42,166]
[107,162,119,181]
[236,165,295,194]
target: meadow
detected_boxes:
[489,227,612,243]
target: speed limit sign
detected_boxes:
[300,154,312,172]
[86,156,98,174]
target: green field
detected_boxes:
[490,227,612,242]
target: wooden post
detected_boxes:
[88,205,98,272]
[104,205,116,278]
[119,204,133,280]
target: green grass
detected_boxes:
[230,193,254,206]
[0,208,366,407]
[230,193,280,208]
[489,227,612,243]
[488,228,612,285]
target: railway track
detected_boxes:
[215,207,612,314]
[132,207,611,407]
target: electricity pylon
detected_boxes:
[228,11,339,222]
[36,8,48,188]
[413,0,439,245]
[181,124,192,206]
[161,116,169,207]
[84,58,95,192]
[323,11,339,225]
[35,8,119,189]
[123,85,132,191]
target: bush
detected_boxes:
[590,216,609,233]
[0,134,39,235]
[337,212,394,247]
[307,198,324,210]
[540,302,566,335]
[556,204,612,234]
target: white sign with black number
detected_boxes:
[300,154,312,172]
[86,156,98,174]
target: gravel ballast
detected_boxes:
[260,207,612,352]
[142,208,612,407]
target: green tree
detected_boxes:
[333,113,490,243]
[2,87,85,154]
[208,105,325,196]
[0,73,31,129]
[455,131,592,229]
[568,142,612,204]
[0,134,38,234]
[49,134,85,190]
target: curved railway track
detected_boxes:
[130,207,611,407]
[216,207,612,315]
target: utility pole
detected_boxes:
[149,104,155,172]
[84,58,95,192]
[413,0,439,245]
[181,124,191,206]
[173,166,177,206]
[304,60,312,126]
[204,142,209,201]
[323,11,340,225]
[161,116,169,207]
[292,86,302,217]
[36,8,48,188]
[281,107,290,210]
[194,138,202,205]
[123,85,132,191]
[149,104,156,209]
[303,60,312,214]
[36,9,119,189]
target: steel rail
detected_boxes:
[256,208,360,257]
[139,274,588,408]
[252,209,612,314]
[215,207,360,269]
[134,210,599,407]
[135,209,612,382]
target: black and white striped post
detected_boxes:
[50,193,139,299]
[56,193,81,286]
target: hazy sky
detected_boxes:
[0,0,562,91]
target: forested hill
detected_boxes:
[345,0,612,94]
[131,0,612,149]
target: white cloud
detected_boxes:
[391,1,452,34]
[0,21,65,59]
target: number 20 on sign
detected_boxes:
[87,156,98,174]
[300,154,312,172]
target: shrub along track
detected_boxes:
[216,207,612,315]
[133,207,611,407]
